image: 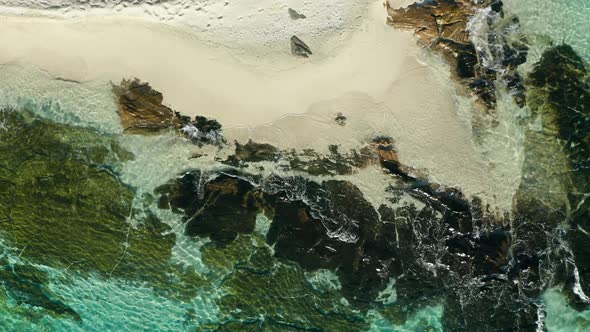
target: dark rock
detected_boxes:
[288,8,306,20]
[181,115,226,146]
[335,112,347,126]
[526,44,590,304]
[156,171,262,245]
[287,145,377,176]
[387,0,528,110]
[291,35,312,58]
[469,78,497,109]
[265,177,386,307]
[231,139,280,163]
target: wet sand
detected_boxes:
[0,0,521,211]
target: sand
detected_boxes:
[0,1,410,128]
[0,0,522,211]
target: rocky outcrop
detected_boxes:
[224,139,378,176]
[113,78,225,146]
[113,78,183,134]
[387,0,528,109]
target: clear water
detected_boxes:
[504,0,590,64]
[0,0,589,331]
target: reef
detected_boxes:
[157,145,525,329]
[0,261,80,321]
[387,0,528,109]
[156,170,263,245]
[523,44,590,308]
[0,109,208,319]
[3,38,590,329]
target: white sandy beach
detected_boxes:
[0,0,523,211]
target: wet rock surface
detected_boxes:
[114,78,183,134]
[0,109,210,319]
[223,139,378,176]
[387,0,528,109]
[524,44,590,308]
[156,171,262,245]
[227,139,280,163]
[0,261,81,321]
[157,142,540,329]
[113,78,225,146]
[335,112,347,126]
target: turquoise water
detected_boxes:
[504,0,590,63]
[0,0,590,331]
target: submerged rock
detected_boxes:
[156,170,263,245]
[524,44,590,307]
[335,112,347,126]
[265,177,385,306]
[202,234,367,330]
[0,262,81,321]
[287,145,377,176]
[229,139,280,163]
[0,109,207,306]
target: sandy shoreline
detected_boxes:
[0,0,522,211]
[0,1,414,128]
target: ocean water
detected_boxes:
[0,0,589,331]
[504,0,590,64]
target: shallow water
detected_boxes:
[0,0,589,331]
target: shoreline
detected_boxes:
[0,0,521,211]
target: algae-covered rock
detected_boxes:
[0,109,135,274]
[229,139,280,163]
[0,261,81,321]
[528,44,590,176]
[0,109,207,304]
[525,44,590,304]
[286,145,376,176]
[201,234,367,331]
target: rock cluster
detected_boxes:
[387,0,528,109]
[113,78,225,145]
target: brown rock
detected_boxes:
[386,1,509,109]
[113,78,184,134]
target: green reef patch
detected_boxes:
[201,234,368,331]
[0,109,207,319]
